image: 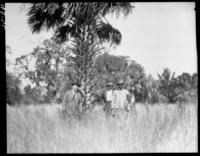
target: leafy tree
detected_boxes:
[6,46,23,105]
[191,73,198,89]
[15,37,69,103]
[175,72,198,103]
[95,53,128,81]
[144,75,161,104]
[94,53,148,103]
[176,72,192,90]
[158,68,179,103]
[123,60,146,102]
[23,85,32,96]
[22,85,44,104]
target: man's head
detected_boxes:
[117,80,124,90]
[106,82,113,90]
[71,82,80,92]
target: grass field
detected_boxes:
[7,102,197,153]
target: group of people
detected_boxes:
[102,80,135,122]
[61,79,135,123]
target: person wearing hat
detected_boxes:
[111,79,132,125]
[61,81,83,123]
[103,81,114,122]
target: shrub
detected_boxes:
[158,68,180,103]
[176,89,198,104]
[6,72,22,105]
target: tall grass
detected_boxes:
[7,102,197,153]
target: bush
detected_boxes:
[6,72,22,105]
[21,95,36,105]
[158,68,180,103]
[149,89,160,104]
[176,89,198,104]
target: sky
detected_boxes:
[5,2,197,80]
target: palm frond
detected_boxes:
[27,2,133,46]
[27,3,65,33]
[101,2,134,18]
[97,22,122,46]
[55,24,77,43]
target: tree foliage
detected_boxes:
[158,68,179,103]
[175,72,198,103]
[27,3,133,46]
[6,45,23,105]
[158,68,198,103]
[6,71,22,105]
[94,53,148,103]
[15,37,68,103]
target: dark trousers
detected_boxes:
[103,101,112,121]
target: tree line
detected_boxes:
[6,38,198,106]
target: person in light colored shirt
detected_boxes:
[112,80,131,109]
[106,88,113,102]
[111,80,133,123]
[103,82,114,121]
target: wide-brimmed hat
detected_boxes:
[117,80,124,85]
[106,82,113,86]
[71,81,80,87]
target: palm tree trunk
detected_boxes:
[70,25,99,109]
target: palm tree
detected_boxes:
[27,2,134,108]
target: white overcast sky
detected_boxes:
[5,2,197,79]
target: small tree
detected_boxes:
[191,73,198,89]
[6,72,22,105]
[176,72,198,103]
[143,75,160,104]
[15,37,69,103]
[158,68,179,103]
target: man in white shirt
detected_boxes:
[103,82,114,121]
[111,80,133,123]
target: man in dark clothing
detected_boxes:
[61,82,83,123]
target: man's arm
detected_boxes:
[77,94,83,120]
[131,94,135,104]
[61,92,68,109]
[78,97,83,113]
[78,91,84,112]
[125,91,132,111]
[100,89,106,103]
[111,91,116,108]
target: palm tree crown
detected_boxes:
[27,2,134,46]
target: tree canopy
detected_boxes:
[27,3,134,46]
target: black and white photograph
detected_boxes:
[5,2,198,153]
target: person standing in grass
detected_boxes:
[103,82,114,122]
[61,81,83,123]
[111,80,133,125]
